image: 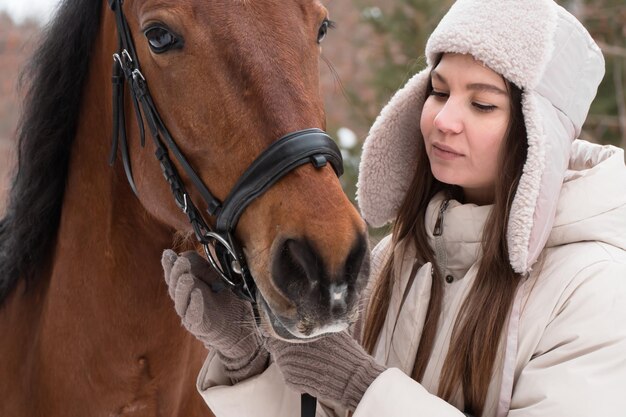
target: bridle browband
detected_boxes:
[107,0,343,306]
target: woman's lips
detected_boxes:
[432,143,464,160]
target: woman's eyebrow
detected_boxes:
[467,83,508,95]
[430,70,507,95]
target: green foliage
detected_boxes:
[568,0,626,147]
[361,0,451,103]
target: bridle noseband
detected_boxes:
[108,0,343,304]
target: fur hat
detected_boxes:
[357,0,605,273]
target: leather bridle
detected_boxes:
[107,0,343,309]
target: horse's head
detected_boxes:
[107,0,369,339]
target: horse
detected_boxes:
[0,0,369,415]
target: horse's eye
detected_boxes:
[317,19,334,44]
[144,26,181,54]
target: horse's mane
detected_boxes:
[0,0,102,304]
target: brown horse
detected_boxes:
[0,0,368,416]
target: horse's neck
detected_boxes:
[14,158,209,413]
[26,76,210,413]
[1,168,211,417]
[0,14,210,416]
[41,54,192,340]
[51,87,175,324]
[39,18,198,352]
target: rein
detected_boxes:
[107,0,343,306]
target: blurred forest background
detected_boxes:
[0,0,625,219]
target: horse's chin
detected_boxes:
[257,293,349,343]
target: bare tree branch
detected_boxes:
[586,115,622,127]
[597,41,626,58]
[613,58,626,150]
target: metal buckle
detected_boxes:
[122,49,133,64]
[202,232,241,287]
[113,53,123,69]
[182,193,189,214]
[132,69,145,82]
[113,50,136,75]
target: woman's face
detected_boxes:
[421,53,511,205]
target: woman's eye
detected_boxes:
[473,102,497,112]
[144,26,181,54]
[317,19,335,44]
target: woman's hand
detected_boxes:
[161,249,268,382]
[266,331,386,410]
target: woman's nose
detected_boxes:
[433,101,463,134]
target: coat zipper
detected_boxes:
[433,199,450,236]
[433,198,450,281]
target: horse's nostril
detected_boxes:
[344,236,368,286]
[273,238,322,299]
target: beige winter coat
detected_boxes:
[196,141,626,417]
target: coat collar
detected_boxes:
[425,192,491,280]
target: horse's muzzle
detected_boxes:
[260,235,369,339]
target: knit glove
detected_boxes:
[266,331,386,410]
[162,249,269,382]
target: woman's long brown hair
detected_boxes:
[361,72,527,416]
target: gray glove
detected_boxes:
[266,331,386,410]
[162,249,269,382]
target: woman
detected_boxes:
[162,0,626,416]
